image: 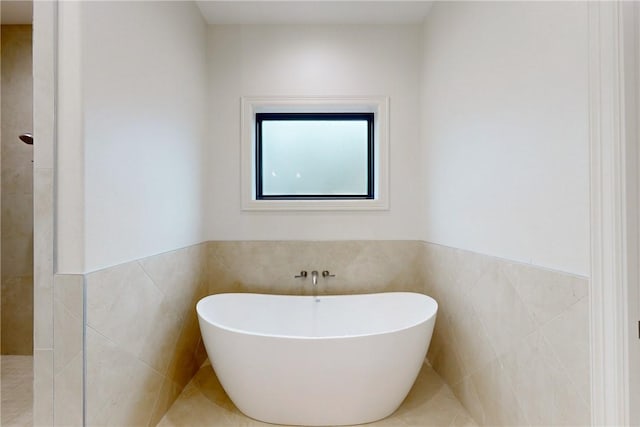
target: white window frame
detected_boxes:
[240,96,390,211]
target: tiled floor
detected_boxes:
[159,361,476,427]
[1,355,33,427]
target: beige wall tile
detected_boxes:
[54,353,83,427]
[426,317,444,365]
[500,331,560,426]
[137,297,184,375]
[52,296,82,374]
[209,240,325,294]
[427,315,466,387]
[33,282,53,350]
[54,273,83,318]
[193,338,208,368]
[137,245,209,375]
[166,310,203,388]
[33,1,56,170]
[33,349,54,427]
[444,304,496,378]
[503,262,588,327]
[2,29,34,353]
[33,0,58,422]
[470,358,528,426]
[2,233,34,278]
[84,244,210,425]
[138,244,208,314]
[1,275,34,354]
[541,296,590,405]
[551,372,590,426]
[1,28,34,286]
[421,243,485,314]
[336,240,424,293]
[78,240,590,427]
[451,376,486,426]
[208,240,424,296]
[148,377,184,427]
[85,261,145,324]
[420,243,590,426]
[34,168,54,350]
[1,137,33,185]
[86,327,164,427]
[53,274,84,427]
[2,161,34,196]
[468,263,536,358]
[450,248,493,292]
[86,260,165,359]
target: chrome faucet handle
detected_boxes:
[294,271,308,279]
[322,270,336,278]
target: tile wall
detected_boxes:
[83,244,208,427]
[76,240,423,426]
[206,240,425,295]
[1,24,34,355]
[421,242,590,426]
[33,1,57,424]
[73,240,589,426]
[53,274,84,426]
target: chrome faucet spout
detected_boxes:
[311,271,319,301]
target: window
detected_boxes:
[241,97,389,211]
[255,113,374,200]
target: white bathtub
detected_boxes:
[196,292,437,426]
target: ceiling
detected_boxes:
[196,1,433,25]
[1,1,433,27]
[1,1,32,25]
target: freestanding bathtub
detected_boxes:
[196,292,438,426]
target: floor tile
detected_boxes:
[158,362,476,427]
[1,355,33,427]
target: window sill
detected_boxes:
[241,198,389,212]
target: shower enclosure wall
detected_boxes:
[1,24,34,356]
[0,21,35,427]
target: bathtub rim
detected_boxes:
[196,291,438,341]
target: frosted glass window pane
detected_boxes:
[257,114,372,199]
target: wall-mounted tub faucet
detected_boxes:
[293,270,333,301]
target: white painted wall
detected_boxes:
[205,24,424,240]
[57,1,208,273]
[420,2,590,275]
[56,1,590,275]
